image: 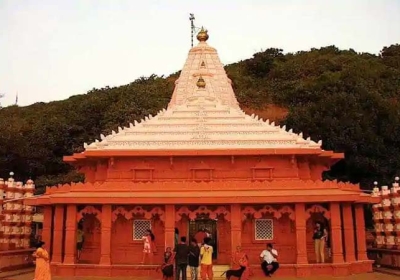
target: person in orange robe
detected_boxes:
[32,241,51,280]
[231,246,250,280]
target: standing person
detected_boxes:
[188,238,200,280]
[160,247,175,280]
[32,241,51,280]
[76,224,85,262]
[200,237,213,280]
[260,243,279,277]
[232,246,250,280]
[313,221,328,263]
[175,228,180,247]
[141,229,156,264]
[175,236,189,280]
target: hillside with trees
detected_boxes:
[0,44,400,193]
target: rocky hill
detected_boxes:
[1,44,400,192]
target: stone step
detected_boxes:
[186,265,230,279]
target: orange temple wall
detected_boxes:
[78,155,330,183]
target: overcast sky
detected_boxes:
[1,0,399,107]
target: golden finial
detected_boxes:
[196,76,206,88]
[196,27,209,42]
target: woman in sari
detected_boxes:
[231,246,251,280]
[160,247,175,280]
[141,229,156,264]
[32,241,51,280]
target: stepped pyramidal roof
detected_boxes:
[84,28,322,151]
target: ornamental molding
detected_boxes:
[45,180,361,194]
[111,206,165,222]
[242,205,295,221]
[76,206,101,222]
[306,204,331,220]
[176,205,230,221]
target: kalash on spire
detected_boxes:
[77,27,322,152]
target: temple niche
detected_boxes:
[24,27,377,278]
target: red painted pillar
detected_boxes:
[295,203,308,264]
[63,205,77,264]
[230,204,242,250]
[100,205,112,265]
[330,203,344,263]
[342,203,356,262]
[51,205,64,263]
[164,205,175,249]
[42,206,53,250]
[355,204,368,260]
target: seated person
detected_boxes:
[260,243,279,277]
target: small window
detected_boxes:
[255,219,273,240]
[133,220,152,240]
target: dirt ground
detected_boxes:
[4,272,400,280]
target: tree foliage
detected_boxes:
[0,44,400,193]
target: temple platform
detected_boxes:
[50,261,373,278]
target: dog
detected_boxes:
[221,265,246,280]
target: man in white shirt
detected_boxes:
[260,243,279,277]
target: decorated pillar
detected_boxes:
[295,203,308,264]
[381,185,395,248]
[330,202,344,263]
[342,203,356,262]
[371,183,384,248]
[100,205,112,265]
[390,178,400,248]
[22,179,35,249]
[0,178,5,250]
[230,204,241,251]
[11,182,25,249]
[52,205,65,263]
[164,205,175,249]
[63,204,77,264]
[355,204,368,260]
[4,173,17,250]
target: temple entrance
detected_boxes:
[189,219,218,259]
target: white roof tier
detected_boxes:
[84,29,322,151]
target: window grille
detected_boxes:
[255,219,274,240]
[133,220,152,240]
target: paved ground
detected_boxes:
[3,272,400,280]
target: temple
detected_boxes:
[25,28,377,277]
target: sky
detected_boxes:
[1,0,399,107]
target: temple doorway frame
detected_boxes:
[188,218,218,259]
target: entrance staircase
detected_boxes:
[187,265,230,279]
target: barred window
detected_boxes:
[255,219,274,240]
[133,220,152,240]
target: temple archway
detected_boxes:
[306,204,331,263]
[76,205,102,264]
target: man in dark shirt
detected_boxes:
[188,238,200,280]
[174,236,189,280]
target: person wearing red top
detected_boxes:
[194,228,207,246]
